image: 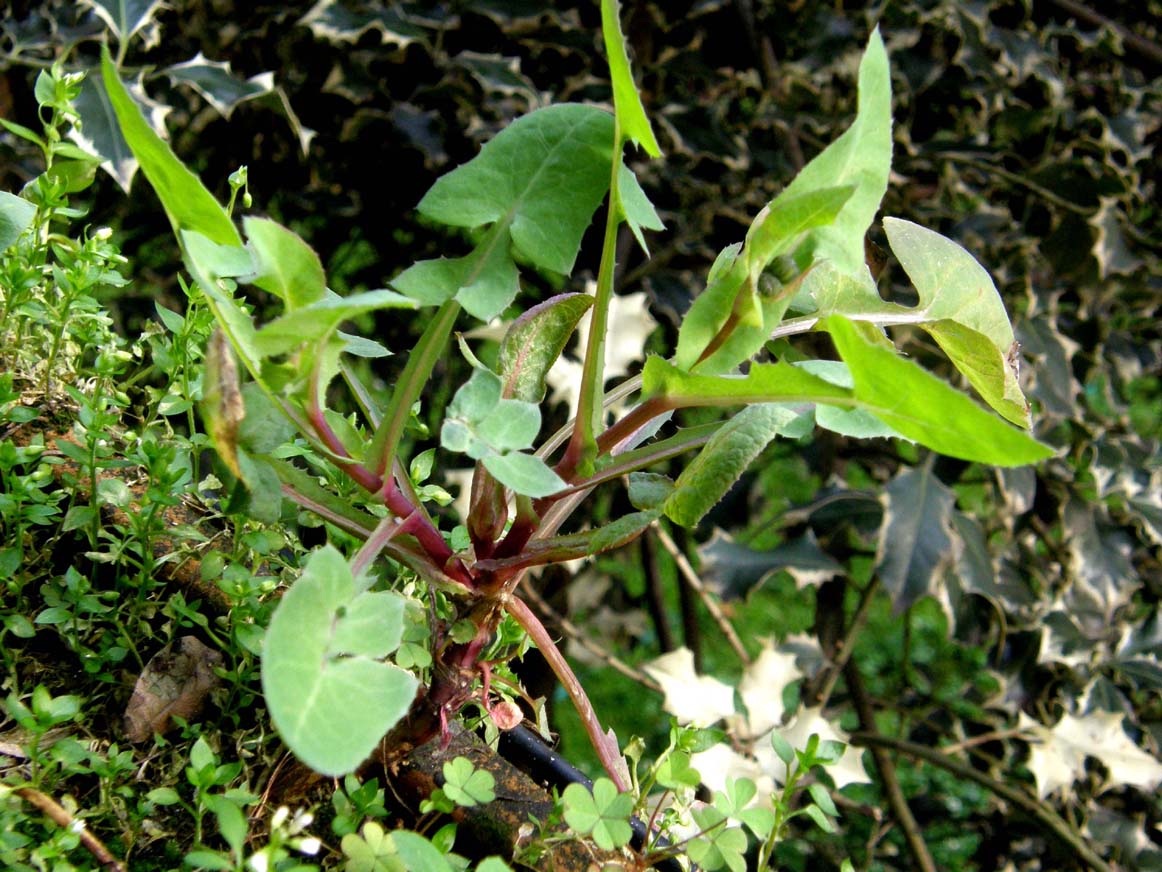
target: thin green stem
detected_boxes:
[368,299,460,479]
[562,137,625,478]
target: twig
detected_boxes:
[804,577,880,711]
[640,533,676,653]
[650,522,751,666]
[13,786,127,872]
[940,727,1028,756]
[670,526,704,669]
[848,733,1115,872]
[1048,0,1162,67]
[520,582,662,693]
[844,662,937,872]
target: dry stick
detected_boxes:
[521,583,662,693]
[844,661,937,872]
[650,522,752,667]
[849,733,1116,872]
[805,577,881,711]
[671,527,704,669]
[14,786,127,872]
[640,533,676,653]
[1049,0,1162,66]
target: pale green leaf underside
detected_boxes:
[498,293,593,403]
[884,217,1028,426]
[262,546,418,777]
[665,404,805,527]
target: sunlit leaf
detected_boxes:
[1021,710,1162,799]
[398,104,615,320]
[100,46,240,247]
[0,192,35,253]
[779,29,891,276]
[243,216,326,310]
[825,316,1054,466]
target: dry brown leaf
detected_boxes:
[123,636,223,742]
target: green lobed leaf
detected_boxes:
[402,104,615,319]
[779,29,892,276]
[825,315,1054,466]
[664,404,805,528]
[0,192,36,253]
[688,806,748,872]
[441,757,496,807]
[243,216,327,310]
[600,0,660,156]
[261,546,418,777]
[498,292,593,402]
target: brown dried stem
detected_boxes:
[650,522,751,666]
[12,786,127,872]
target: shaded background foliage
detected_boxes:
[2,0,1160,868]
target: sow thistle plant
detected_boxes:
[95,0,1050,858]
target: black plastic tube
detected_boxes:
[497,724,690,872]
